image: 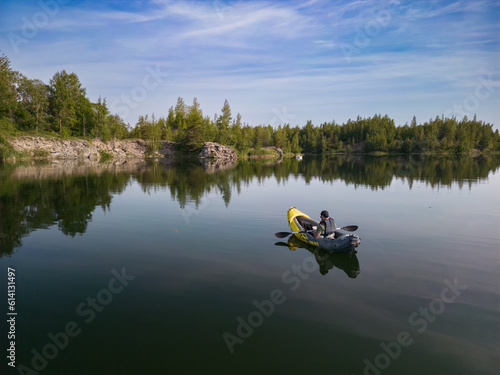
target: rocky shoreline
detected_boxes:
[7,137,239,162]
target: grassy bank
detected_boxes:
[239,147,281,159]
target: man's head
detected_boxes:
[320,210,329,219]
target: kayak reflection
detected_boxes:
[275,236,360,279]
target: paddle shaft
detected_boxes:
[274,225,358,238]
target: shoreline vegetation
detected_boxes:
[1,54,499,162]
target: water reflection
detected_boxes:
[275,236,360,278]
[1,154,499,256]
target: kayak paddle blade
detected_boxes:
[274,231,292,238]
[341,225,358,232]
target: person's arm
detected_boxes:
[313,223,324,238]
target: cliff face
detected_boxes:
[7,137,239,161]
[197,142,238,161]
[8,137,174,160]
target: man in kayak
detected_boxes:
[313,210,336,238]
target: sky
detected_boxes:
[0,0,499,129]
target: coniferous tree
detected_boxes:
[76,95,93,137]
[216,99,232,145]
[2,53,500,154]
[180,98,204,151]
[108,114,128,141]
[273,125,287,150]
[92,97,110,140]
[164,106,176,140]
[174,97,187,142]
[150,113,162,152]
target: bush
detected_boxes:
[0,133,17,160]
[33,149,50,158]
[0,117,16,134]
[247,148,275,157]
[99,149,113,161]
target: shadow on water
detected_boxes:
[1,154,499,256]
[275,236,360,279]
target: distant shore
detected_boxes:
[1,133,498,163]
[2,136,240,162]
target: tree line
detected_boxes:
[1,53,499,154]
[1,54,128,141]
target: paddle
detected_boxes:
[274,225,358,238]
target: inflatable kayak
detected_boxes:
[288,207,361,252]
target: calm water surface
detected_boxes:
[1,155,499,375]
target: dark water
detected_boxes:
[1,155,499,375]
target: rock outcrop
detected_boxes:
[263,146,283,159]
[7,137,239,162]
[198,142,238,161]
[8,137,176,160]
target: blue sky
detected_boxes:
[1,0,499,129]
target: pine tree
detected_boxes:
[76,95,92,137]
[181,98,204,151]
[216,99,232,144]
[150,113,162,152]
[273,126,287,150]
[291,132,301,154]
[92,97,110,140]
[321,135,329,154]
[174,97,187,141]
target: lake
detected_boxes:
[1,155,499,375]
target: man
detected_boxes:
[313,210,336,239]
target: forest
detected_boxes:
[1,53,499,156]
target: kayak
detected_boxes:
[287,207,361,252]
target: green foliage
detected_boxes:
[16,76,50,132]
[292,114,500,154]
[0,132,16,160]
[108,114,129,140]
[33,149,50,158]
[1,52,499,156]
[179,98,205,152]
[247,148,272,156]
[99,149,113,161]
[91,97,111,140]
[0,117,20,160]
[216,99,232,145]
[135,114,163,156]
[49,70,86,134]
[0,116,16,134]
[0,54,18,119]
[0,54,131,143]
